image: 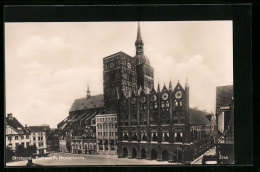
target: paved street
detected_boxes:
[6,151,178,166]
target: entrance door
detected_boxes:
[141,148,146,159]
[151,149,157,160]
[123,147,128,158]
[162,150,168,161]
[132,148,137,158]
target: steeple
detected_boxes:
[135,22,144,55]
[87,84,91,99]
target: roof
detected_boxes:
[216,85,233,109]
[189,108,211,125]
[5,116,30,135]
[70,94,104,112]
[58,109,103,130]
[28,126,50,133]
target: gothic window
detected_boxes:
[166,101,170,107]
[174,129,183,143]
[140,130,147,142]
[130,104,137,125]
[140,103,147,125]
[150,100,158,125]
[131,131,137,141]
[125,114,129,126]
[129,73,132,81]
[123,131,129,141]
[174,100,178,107]
[162,130,170,142]
[151,130,158,142]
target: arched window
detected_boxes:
[174,129,183,142]
[131,131,137,141]
[140,130,147,142]
[123,131,128,141]
[162,130,170,142]
[151,130,158,142]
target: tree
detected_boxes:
[6,146,14,162]
[15,144,26,157]
[25,145,37,157]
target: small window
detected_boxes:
[15,136,18,140]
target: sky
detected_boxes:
[5,21,233,128]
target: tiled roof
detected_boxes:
[6,116,30,135]
[28,126,50,133]
[58,109,103,130]
[189,108,211,125]
[216,85,233,109]
[70,94,104,112]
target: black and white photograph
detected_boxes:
[4,20,235,166]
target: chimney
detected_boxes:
[25,124,27,127]
[7,113,13,120]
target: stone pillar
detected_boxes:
[146,148,151,160]
[128,144,132,158]
[137,144,141,159]
[157,147,162,161]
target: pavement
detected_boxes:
[6,151,177,166]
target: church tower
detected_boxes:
[103,51,137,113]
[86,84,91,99]
[135,22,154,94]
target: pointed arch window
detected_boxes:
[131,130,137,141]
[123,131,129,141]
[166,101,170,107]
[162,130,170,142]
[174,129,183,143]
[151,130,158,142]
[140,130,147,142]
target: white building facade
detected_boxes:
[27,126,48,156]
[5,113,31,151]
[96,114,118,155]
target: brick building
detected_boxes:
[103,22,214,163]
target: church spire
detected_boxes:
[135,22,144,55]
[137,22,142,42]
[87,84,91,99]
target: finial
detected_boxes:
[169,80,172,90]
[157,83,160,92]
[185,77,188,87]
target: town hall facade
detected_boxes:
[103,23,214,163]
